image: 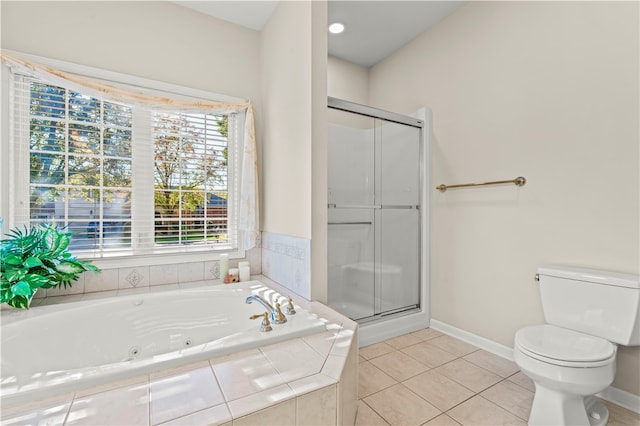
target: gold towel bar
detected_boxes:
[436,176,526,192]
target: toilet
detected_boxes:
[513,266,639,426]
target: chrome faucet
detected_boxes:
[245,295,287,324]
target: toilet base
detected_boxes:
[529,387,609,426]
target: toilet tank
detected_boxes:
[538,266,640,345]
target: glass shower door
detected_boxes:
[327,109,376,320]
[375,119,421,315]
[328,100,422,322]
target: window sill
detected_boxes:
[86,248,246,270]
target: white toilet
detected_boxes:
[513,266,640,426]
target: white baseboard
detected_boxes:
[430,319,515,361]
[597,385,640,414]
[429,319,640,414]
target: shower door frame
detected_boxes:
[328,96,425,324]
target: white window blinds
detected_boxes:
[8,73,242,258]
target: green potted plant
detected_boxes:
[0,223,100,309]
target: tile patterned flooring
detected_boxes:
[355,328,640,426]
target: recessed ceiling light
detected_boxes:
[329,22,345,34]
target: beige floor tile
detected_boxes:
[364,384,441,426]
[428,335,479,357]
[447,395,526,425]
[369,350,430,382]
[600,399,640,425]
[404,370,475,411]
[411,328,443,342]
[422,413,462,425]
[355,401,390,426]
[481,380,534,421]
[385,332,423,349]
[359,361,398,398]
[402,341,459,368]
[435,359,502,393]
[506,371,535,392]
[360,341,396,360]
[463,350,519,378]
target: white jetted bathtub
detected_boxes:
[1,280,327,406]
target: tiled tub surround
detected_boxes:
[261,232,311,300]
[1,281,328,406]
[12,246,263,303]
[0,277,359,426]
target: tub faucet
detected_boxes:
[245,295,287,324]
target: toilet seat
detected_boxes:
[515,325,616,368]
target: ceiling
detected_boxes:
[173,1,465,68]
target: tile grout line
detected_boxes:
[359,332,522,425]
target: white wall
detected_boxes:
[368,1,640,396]
[1,1,260,102]
[328,56,369,105]
[260,0,327,300]
[260,1,313,239]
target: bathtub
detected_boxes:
[0,280,327,407]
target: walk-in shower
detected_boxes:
[327,97,427,335]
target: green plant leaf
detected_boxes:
[23,257,44,268]
[5,268,26,282]
[10,281,32,296]
[84,263,101,273]
[55,261,85,275]
[4,255,22,266]
[7,295,30,309]
[23,274,50,289]
[1,222,99,309]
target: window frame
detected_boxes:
[1,53,248,267]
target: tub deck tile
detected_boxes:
[0,399,72,426]
[210,348,285,401]
[226,383,296,420]
[149,364,224,425]
[288,374,338,396]
[157,403,232,426]
[65,382,149,425]
[260,339,325,383]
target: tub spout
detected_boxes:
[245,295,287,324]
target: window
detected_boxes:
[28,81,134,251]
[152,111,233,247]
[5,69,248,260]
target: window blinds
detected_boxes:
[9,74,240,257]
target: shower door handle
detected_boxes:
[379,205,420,210]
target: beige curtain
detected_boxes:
[1,51,260,250]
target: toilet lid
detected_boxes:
[515,325,616,363]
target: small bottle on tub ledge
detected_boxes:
[225,268,240,283]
